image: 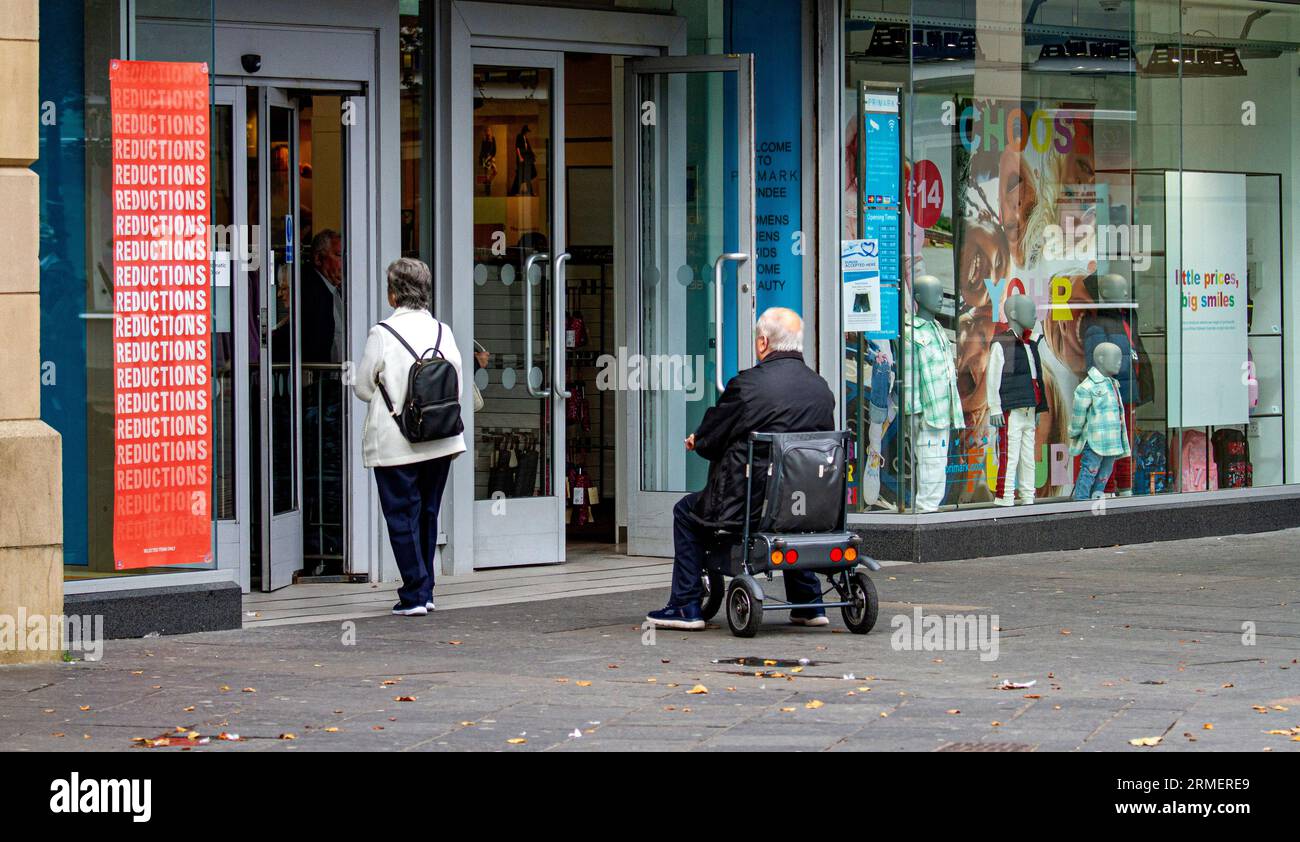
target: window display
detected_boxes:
[843,0,1294,514]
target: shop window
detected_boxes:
[842,0,1293,513]
[38,0,218,578]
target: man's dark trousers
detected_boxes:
[374,456,452,608]
[670,492,823,614]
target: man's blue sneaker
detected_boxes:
[646,603,705,630]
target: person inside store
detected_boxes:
[645,307,836,631]
[302,228,345,364]
[301,229,347,573]
[354,258,466,617]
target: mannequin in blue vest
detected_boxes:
[987,293,1047,506]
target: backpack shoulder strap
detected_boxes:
[378,321,421,361]
[431,319,445,358]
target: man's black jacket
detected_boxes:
[300,263,340,364]
[691,350,836,530]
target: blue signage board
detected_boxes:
[726,0,803,315]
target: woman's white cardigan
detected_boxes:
[353,307,468,468]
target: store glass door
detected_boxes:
[469,50,567,568]
[249,87,305,590]
[622,55,755,556]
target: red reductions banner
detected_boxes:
[110,60,213,569]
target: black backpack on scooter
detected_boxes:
[376,321,464,442]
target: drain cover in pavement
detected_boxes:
[935,741,1037,752]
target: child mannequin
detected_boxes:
[1069,342,1130,501]
[987,294,1047,506]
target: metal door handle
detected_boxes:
[522,252,549,398]
[712,252,749,393]
[552,252,572,399]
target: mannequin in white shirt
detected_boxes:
[987,294,1045,506]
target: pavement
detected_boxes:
[1,528,1298,752]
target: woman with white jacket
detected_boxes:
[354,258,466,616]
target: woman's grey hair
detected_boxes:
[386,257,432,310]
[756,307,804,352]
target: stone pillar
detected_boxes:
[0,1,63,665]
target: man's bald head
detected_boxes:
[755,307,803,361]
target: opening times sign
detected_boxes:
[109,60,212,569]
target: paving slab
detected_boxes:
[2,528,1298,752]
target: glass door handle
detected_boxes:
[552,252,572,399]
[522,252,550,398]
[712,252,749,393]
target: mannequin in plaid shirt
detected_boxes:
[1069,342,1130,501]
[905,275,964,512]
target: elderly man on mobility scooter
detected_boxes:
[646,307,836,631]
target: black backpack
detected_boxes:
[376,321,464,443]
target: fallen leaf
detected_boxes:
[279,733,297,740]
[575,681,592,688]
[183,706,195,712]
[805,699,824,710]
[324,727,340,733]
[946,709,961,715]
[991,721,1003,727]
[394,695,417,702]
[1128,736,1162,747]
[506,738,527,745]
[687,684,709,695]
[779,707,796,713]
[242,688,256,693]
